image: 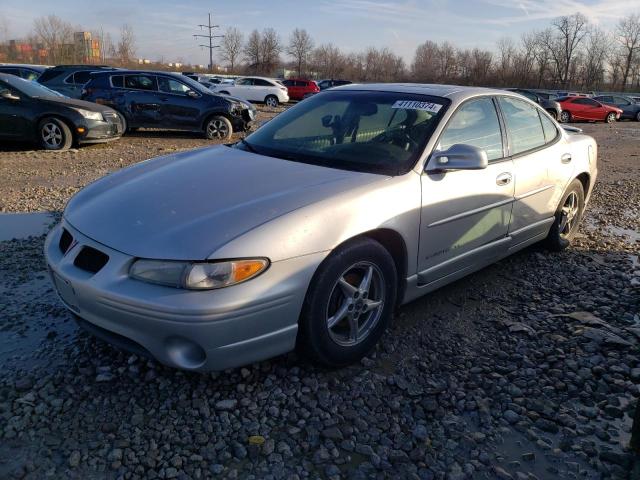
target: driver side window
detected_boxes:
[438,97,503,161]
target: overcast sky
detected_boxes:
[2,0,639,64]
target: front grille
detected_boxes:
[74,246,109,274]
[59,228,73,254]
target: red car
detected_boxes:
[281,79,320,101]
[557,96,622,123]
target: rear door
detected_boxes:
[498,96,572,245]
[419,96,514,286]
[157,76,201,129]
[122,74,162,127]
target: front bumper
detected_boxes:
[77,112,123,144]
[45,219,325,371]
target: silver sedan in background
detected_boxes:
[45,84,598,371]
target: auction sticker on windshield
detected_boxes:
[392,100,442,113]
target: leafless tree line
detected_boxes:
[2,12,640,91]
[218,12,640,91]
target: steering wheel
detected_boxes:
[372,129,419,151]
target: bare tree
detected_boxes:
[287,28,314,77]
[312,43,345,78]
[260,28,281,75]
[243,30,261,72]
[220,27,243,73]
[581,27,610,90]
[617,13,640,91]
[33,15,74,64]
[412,40,439,82]
[117,24,136,66]
[550,13,589,87]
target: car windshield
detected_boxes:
[238,90,448,175]
[5,75,63,98]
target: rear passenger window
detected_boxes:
[498,97,546,155]
[124,75,156,91]
[438,97,504,161]
[111,75,124,88]
[539,112,558,143]
[73,71,92,85]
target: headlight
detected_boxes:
[73,108,104,121]
[129,258,269,290]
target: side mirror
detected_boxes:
[1,91,20,101]
[427,144,489,173]
[187,90,199,98]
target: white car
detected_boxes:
[211,76,289,107]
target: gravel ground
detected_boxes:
[0,119,638,480]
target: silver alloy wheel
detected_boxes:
[265,96,278,108]
[560,111,570,123]
[559,191,579,237]
[606,112,616,123]
[325,261,385,346]
[207,119,229,139]
[41,122,63,148]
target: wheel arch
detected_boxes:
[35,114,76,143]
[201,111,232,132]
[575,171,591,197]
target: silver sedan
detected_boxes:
[45,84,598,371]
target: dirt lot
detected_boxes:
[0,117,638,480]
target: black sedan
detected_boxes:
[81,70,255,139]
[0,73,122,150]
[593,95,640,121]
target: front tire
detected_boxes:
[605,112,617,123]
[39,117,73,151]
[635,111,640,122]
[559,111,571,123]
[265,95,279,108]
[298,238,397,367]
[544,179,585,251]
[204,115,233,140]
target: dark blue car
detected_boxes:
[81,70,255,139]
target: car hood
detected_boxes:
[65,146,383,260]
[40,96,115,113]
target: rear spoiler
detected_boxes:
[562,125,583,134]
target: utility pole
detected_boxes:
[193,13,224,72]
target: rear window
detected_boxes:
[37,69,63,83]
[110,75,124,88]
[73,71,93,85]
[124,75,156,91]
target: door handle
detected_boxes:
[496,172,512,186]
[561,153,572,164]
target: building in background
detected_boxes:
[73,32,101,64]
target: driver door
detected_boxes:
[418,96,514,287]
[0,81,30,139]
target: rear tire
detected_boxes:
[39,117,73,151]
[635,111,640,122]
[546,109,558,121]
[204,115,233,140]
[605,112,617,123]
[559,110,571,123]
[298,237,397,367]
[114,111,128,135]
[265,95,279,108]
[544,179,585,251]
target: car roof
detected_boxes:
[92,70,184,77]
[0,64,48,72]
[333,83,519,102]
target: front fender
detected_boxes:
[209,172,422,275]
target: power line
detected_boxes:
[193,12,224,72]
